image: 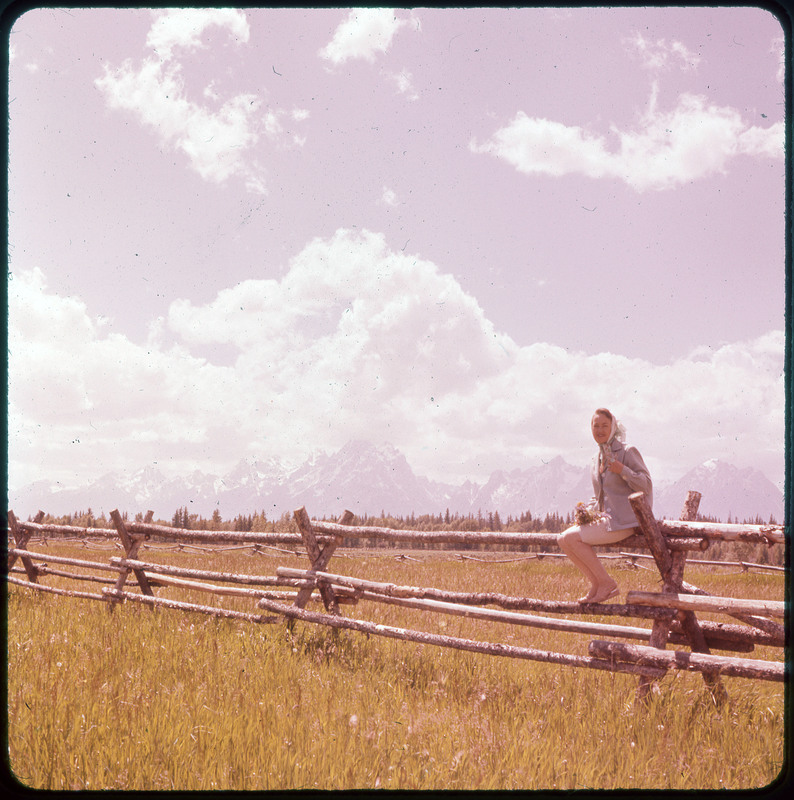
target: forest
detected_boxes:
[29,506,784,566]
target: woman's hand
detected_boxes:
[607,460,624,474]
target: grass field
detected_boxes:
[6,543,787,791]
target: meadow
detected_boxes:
[6,543,787,791]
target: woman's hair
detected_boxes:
[593,407,613,421]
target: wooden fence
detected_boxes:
[6,490,786,704]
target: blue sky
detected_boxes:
[7,7,787,495]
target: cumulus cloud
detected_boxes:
[95,8,303,193]
[8,269,248,488]
[319,8,410,65]
[146,8,250,61]
[8,232,785,493]
[471,90,784,191]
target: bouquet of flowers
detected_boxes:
[573,501,610,526]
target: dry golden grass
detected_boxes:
[6,543,786,791]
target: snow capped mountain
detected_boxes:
[654,459,784,523]
[285,439,440,516]
[8,443,784,523]
[469,456,594,518]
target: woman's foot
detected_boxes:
[587,583,620,604]
[578,587,598,603]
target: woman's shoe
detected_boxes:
[588,584,620,604]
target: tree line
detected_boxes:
[32,505,779,535]
[27,507,783,563]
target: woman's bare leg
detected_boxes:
[559,527,618,602]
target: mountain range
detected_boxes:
[9,440,785,524]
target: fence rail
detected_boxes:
[6,490,786,705]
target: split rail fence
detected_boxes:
[6,490,786,704]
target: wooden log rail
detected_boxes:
[5,490,785,698]
[257,596,668,679]
[8,519,336,548]
[626,591,785,619]
[620,551,786,574]
[12,516,782,551]
[589,640,785,683]
[276,567,764,653]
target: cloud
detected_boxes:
[96,57,263,187]
[387,68,419,100]
[8,269,247,488]
[772,35,785,83]
[95,9,303,193]
[380,186,400,206]
[9,233,785,494]
[471,90,784,191]
[624,33,701,71]
[319,8,409,65]
[146,8,250,61]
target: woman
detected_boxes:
[559,408,653,603]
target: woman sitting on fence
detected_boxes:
[559,408,653,604]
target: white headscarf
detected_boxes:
[598,413,626,472]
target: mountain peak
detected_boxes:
[9,439,783,523]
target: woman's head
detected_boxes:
[592,408,617,445]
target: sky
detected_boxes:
[6,6,788,498]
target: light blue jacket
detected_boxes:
[590,439,653,531]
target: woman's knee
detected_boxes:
[559,526,581,551]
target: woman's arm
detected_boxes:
[618,447,652,495]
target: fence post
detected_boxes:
[631,491,727,706]
[7,510,39,583]
[673,491,728,704]
[293,508,354,614]
[107,509,154,610]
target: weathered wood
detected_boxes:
[10,518,333,547]
[8,575,105,602]
[102,587,278,623]
[630,490,731,703]
[7,511,39,582]
[658,520,783,544]
[680,490,702,522]
[317,584,726,647]
[110,510,154,597]
[669,491,729,704]
[25,565,118,585]
[618,535,709,552]
[10,520,118,539]
[668,619,780,649]
[310,523,706,552]
[292,508,353,613]
[621,552,785,573]
[626,591,785,619]
[310,516,781,545]
[10,548,123,573]
[625,491,676,704]
[124,521,334,547]
[258,596,667,678]
[145,571,358,602]
[589,640,784,682]
[111,557,284,586]
[278,567,756,651]
[276,567,670,619]
[287,568,665,638]
[630,493,673,578]
[11,512,781,547]
[145,573,276,598]
[679,494,729,700]
[728,613,786,640]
